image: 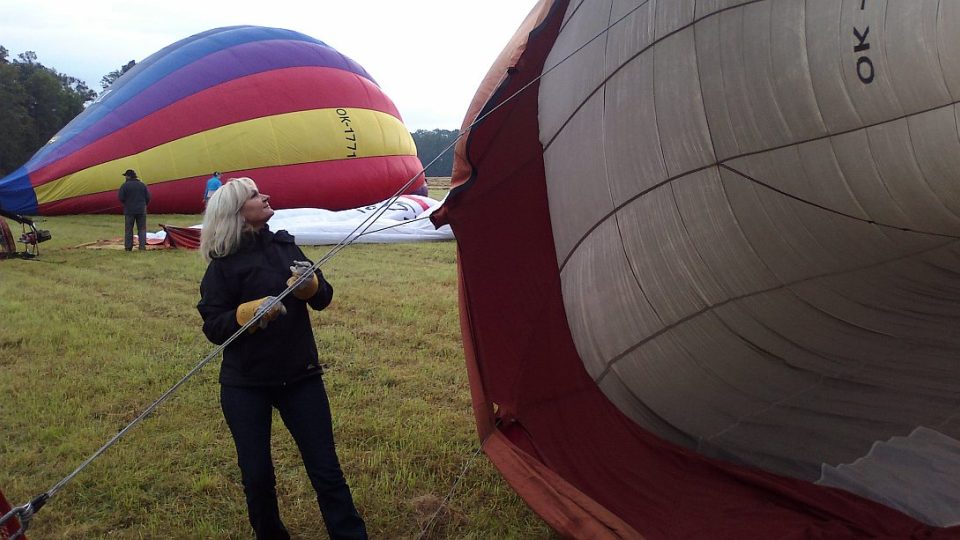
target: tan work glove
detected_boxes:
[236,296,287,333]
[286,260,319,300]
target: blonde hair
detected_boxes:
[200,177,258,262]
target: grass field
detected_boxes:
[0,190,553,538]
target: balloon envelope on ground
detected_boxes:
[434,1,960,537]
[154,194,453,248]
[0,26,426,215]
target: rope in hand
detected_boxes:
[0,3,659,535]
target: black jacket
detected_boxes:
[118,178,151,215]
[197,227,333,386]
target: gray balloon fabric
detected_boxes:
[541,0,960,525]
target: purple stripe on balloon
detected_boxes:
[36,40,374,170]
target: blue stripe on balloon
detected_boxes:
[0,167,39,214]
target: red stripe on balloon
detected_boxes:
[37,155,426,215]
[403,195,433,211]
[30,66,402,188]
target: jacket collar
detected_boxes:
[239,225,273,251]
[237,225,294,251]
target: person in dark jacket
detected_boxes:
[197,177,367,540]
[117,169,151,251]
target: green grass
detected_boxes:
[0,210,553,539]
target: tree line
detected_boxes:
[409,129,459,177]
[0,47,98,176]
[0,47,459,179]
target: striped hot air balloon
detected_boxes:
[0,26,426,215]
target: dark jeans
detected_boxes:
[220,377,367,540]
[123,213,146,250]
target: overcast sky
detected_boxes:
[0,0,540,130]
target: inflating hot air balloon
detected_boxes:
[0,26,425,215]
[433,1,960,537]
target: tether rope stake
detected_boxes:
[415,445,485,540]
[414,416,505,540]
[0,5,648,535]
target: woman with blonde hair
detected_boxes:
[197,177,367,540]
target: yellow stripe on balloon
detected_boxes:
[34,107,417,204]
